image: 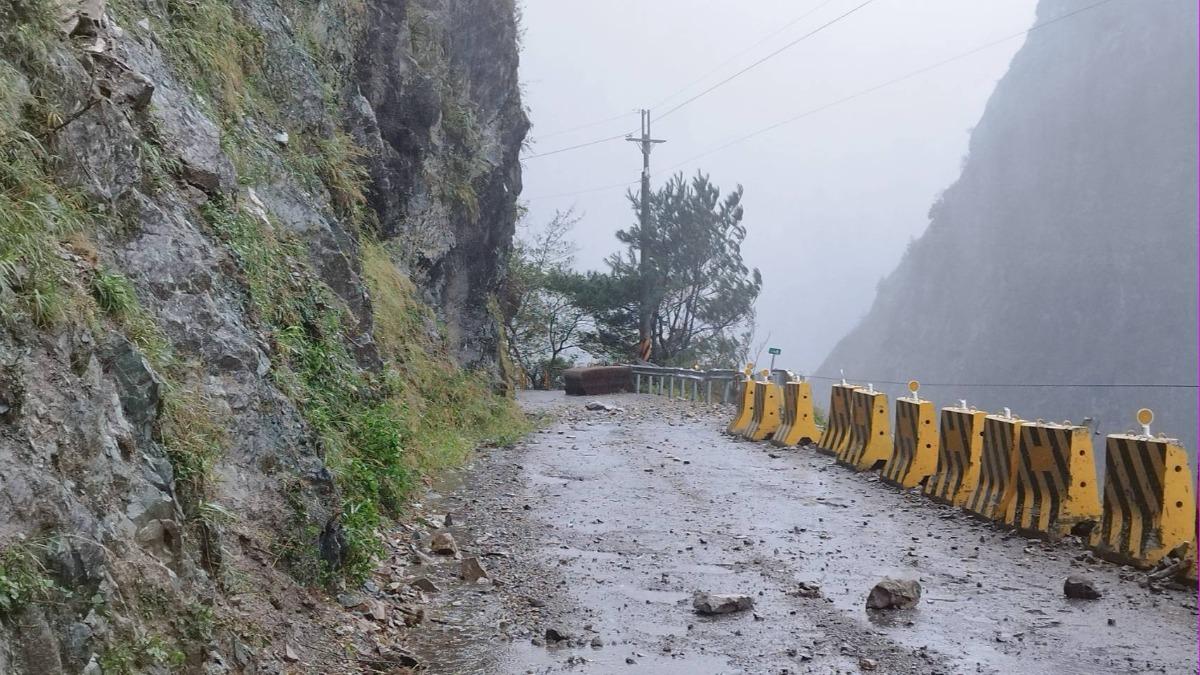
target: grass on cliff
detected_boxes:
[5,34,225,591]
[206,204,526,583]
[0,65,92,327]
[0,542,60,617]
[6,0,524,590]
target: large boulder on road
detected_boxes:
[866,577,922,609]
[693,592,754,615]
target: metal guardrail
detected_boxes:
[631,365,746,404]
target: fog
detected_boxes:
[518,0,1039,372]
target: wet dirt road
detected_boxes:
[398,392,1198,674]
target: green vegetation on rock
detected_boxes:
[4,0,526,600]
[0,542,60,616]
[206,204,526,583]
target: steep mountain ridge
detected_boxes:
[818,0,1198,449]
[0,0,526,671]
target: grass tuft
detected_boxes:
[0,541,59,616]
[91,269,138,317]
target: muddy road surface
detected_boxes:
[395,392,1197,674]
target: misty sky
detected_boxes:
[517,0,1040,372]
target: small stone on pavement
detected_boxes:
[1064,575,1102,600]
[692,591,754,615]
[431,531,458,555]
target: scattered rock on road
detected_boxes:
[366,599,388,621]
[692,592,754,615]
[461,556,489,583]
[544,627,572,643]
[793,581,823,598]
[866,577,922,610]
[585,401,623,412]
[1064,575,1102,599]
[430,530,458,555]
[410,577,440,593]
[337,592,365,609]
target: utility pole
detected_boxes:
[626,109,665,363]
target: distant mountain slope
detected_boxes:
[817,0,1198,450]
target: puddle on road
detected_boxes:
[615,586,690,605]
[630,620,688,637]
[496,641,735,674]
[668,562,735,576]
[554,545,621,558]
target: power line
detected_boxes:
[663,0,1121,172]
[522,0,875,161]
[534,110,639,141]
[648,0,844,111]
[522,130,633,160]
[525,0,1119,199]
[655,0,880,121]
[523,179,638,202]
[804,375,1198,389]
[527,1,842,155]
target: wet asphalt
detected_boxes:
[400,392,1198,675]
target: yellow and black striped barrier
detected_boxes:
[771,379,819,447]
[743,377,782,441]
[1004,421,1101,539]
[964,412,1025,521]
[1093,428,1196,568]
[725,366,756,435]
[837,388,891,472]
[882,384,939,489]
[924,406,988,507]
[816,383,857,456]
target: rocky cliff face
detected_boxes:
[818,0,1197,450]
[0,0,526,671]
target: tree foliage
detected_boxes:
[579,172,761,366]
[503,209,589,388]
[506,172,761,376]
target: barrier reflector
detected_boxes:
[1093,435,1197,568]
[964,414,1024,521]
[837,389,891,471]
[771,381,819,447]
[726,375,756,435]
[743,381,782,441]
[882,397,939,489]
[924,407,988,507]
[816,384,857,456]
[1004,422,1101,539]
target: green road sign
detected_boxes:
[768,347,781,355]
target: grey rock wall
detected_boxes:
[818,0,1198,452]
[0,0,525,670]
